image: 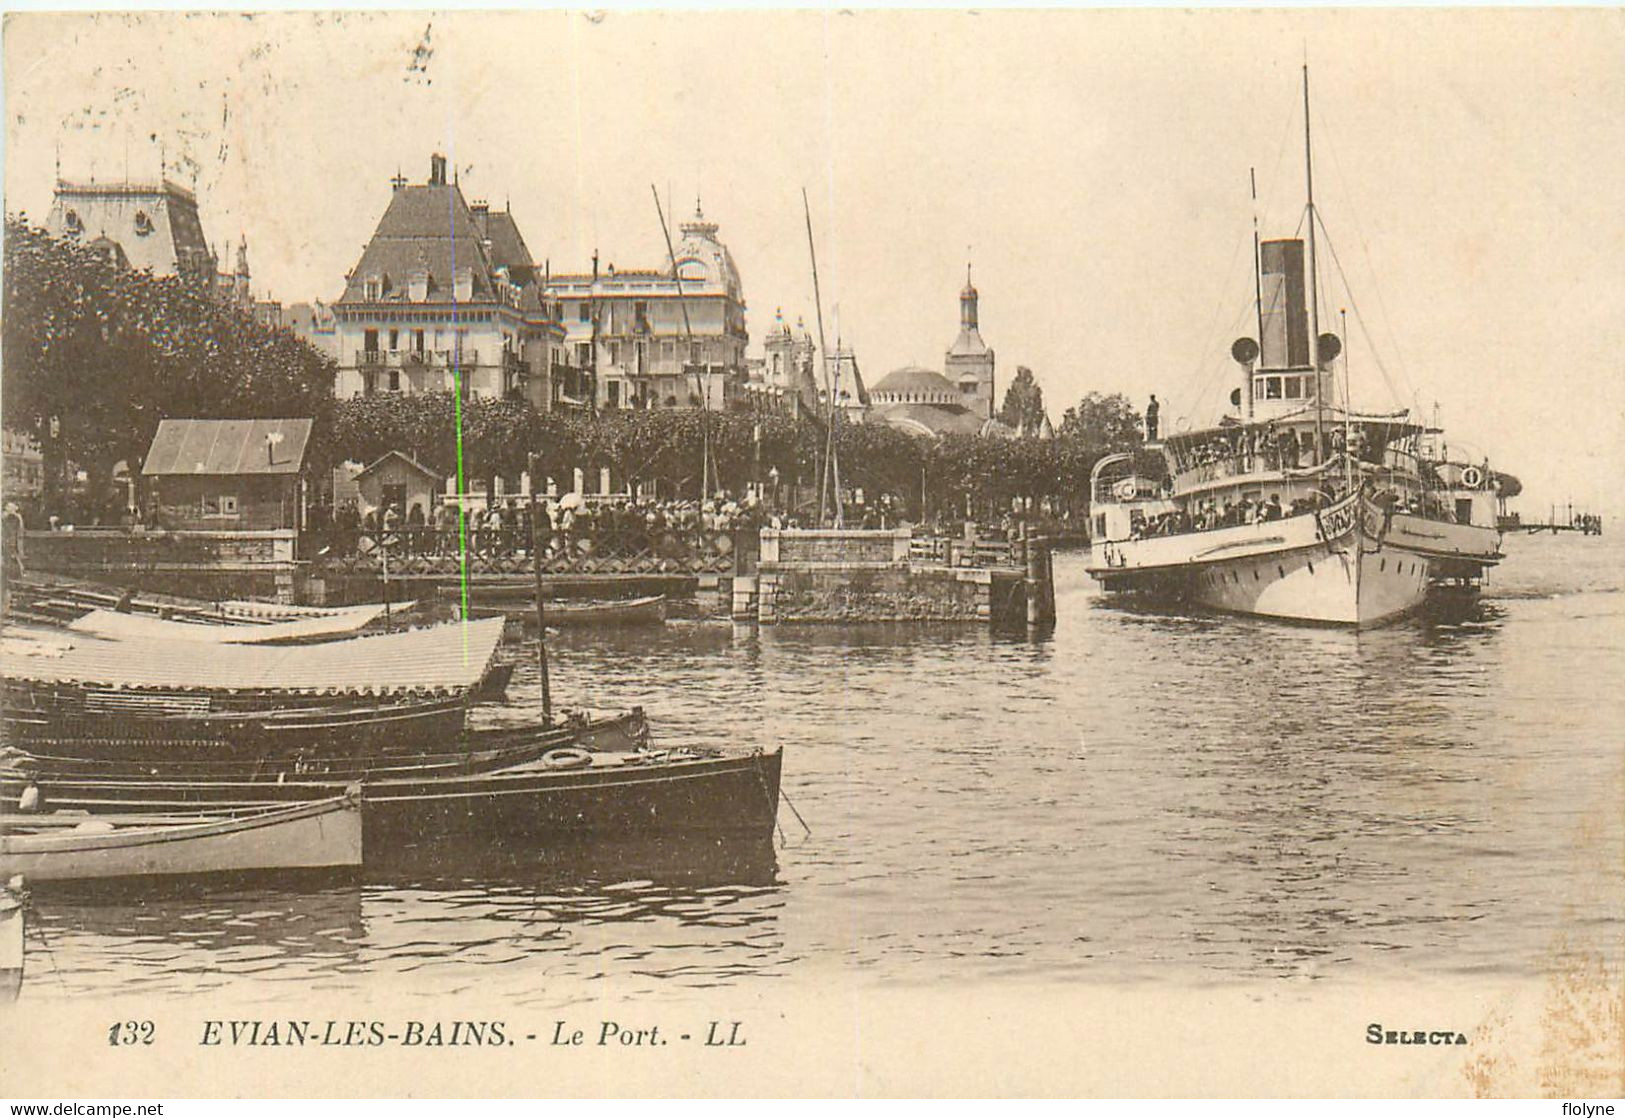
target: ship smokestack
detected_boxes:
[1259,239,1310,368]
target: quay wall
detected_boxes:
[737,527,1041,627]
[22,528,298,602]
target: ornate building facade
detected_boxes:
[332,155,569,405]
[47,177,279,321]
[540,204,748,412]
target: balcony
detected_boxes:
[352,349,491,370]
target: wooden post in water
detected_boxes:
[380,529,392,632]
[1024,523,1041,627]
[527,452,553,725]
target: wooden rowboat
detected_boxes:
[0,709,649,782]
[2,692,471,753]
[0,746,783,841]
[465,594,667,628]
[0,882,21,998]
[0,705,647,768]
[0,792,362,882]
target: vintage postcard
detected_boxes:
[0,7,1621,1099]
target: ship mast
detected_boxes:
[652,185,712,498]
[1250,167,1264,422]
[1302,65,1326,477]
[804,188,842,528]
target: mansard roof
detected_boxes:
[339,178,514,306]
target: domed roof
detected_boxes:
[871,365,958,401]
[673,204,742,300]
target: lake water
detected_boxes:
[13,532,1623,1005]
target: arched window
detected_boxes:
[133,211,154,237]
[63,210,83,235]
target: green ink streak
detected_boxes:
[454,368,470,661]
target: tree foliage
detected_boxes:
[1059,391,1143,452]
[998,365,1048,433]
[2,218,335,490]
[324,395,1130,520]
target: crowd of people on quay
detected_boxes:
[309,492,765,560]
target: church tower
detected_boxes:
[944,265,995,421]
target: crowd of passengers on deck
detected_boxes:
[1128,490,1337,540]
[1168,424,1387,477]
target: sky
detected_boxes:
[4,9,1622,520]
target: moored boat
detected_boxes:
[0,792,362,882]
[466,594,667,628]
[0,745,783,840]
[0,706,647,766]
[0,707,649,777]
[1085,69,1502,627]
[0,880,21,998]
[2,617,509,753]
[2,690,470,753]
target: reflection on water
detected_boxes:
[11,532,1624,1001]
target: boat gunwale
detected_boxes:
[0,792,359,855]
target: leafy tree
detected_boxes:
[1059,391,1143,453]
[998,366,1048,433]
[3,218,334,508]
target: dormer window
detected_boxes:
[63,210,83,236]
[133,211,153,237]
[364,276,382,301]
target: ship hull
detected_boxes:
[1088,496,1499,628]
[1188,539,1430,626]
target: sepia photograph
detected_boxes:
[0,6,1621,1099]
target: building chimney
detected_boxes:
[429,153,447,186]
[1259,239,1309,368]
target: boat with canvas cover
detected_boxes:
[1085,69,1502,627]
[1,617,509,751]
[1,616,506,697]
[0,792,362,882]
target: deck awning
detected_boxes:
[2,618,504,696]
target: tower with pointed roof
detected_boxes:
[944,265,995,421]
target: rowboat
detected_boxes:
[0,708,649,781]
[6,576,403,636]
[0,746,783,840]
[0,881,21,999]
[465,595,667,628]
[2,692,471,754]
[0,792,362,882]
[0,706,647,765]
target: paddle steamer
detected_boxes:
[1086,70,1502,627]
